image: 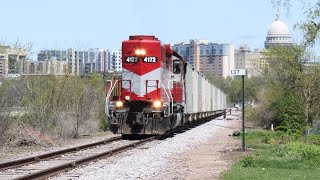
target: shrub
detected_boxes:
[270,94,306,133]
[245,91,275,127]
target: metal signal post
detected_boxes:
[241,74,245,151]
[231,69,246,151]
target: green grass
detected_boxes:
[223,130,320,180]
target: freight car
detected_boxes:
[105,35,226,136]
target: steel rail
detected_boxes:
[0,136,122,170]
[13,136,156,180]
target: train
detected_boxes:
[105,35,226,137]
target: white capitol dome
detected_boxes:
[267,16,289,35]
[265,12,292,49]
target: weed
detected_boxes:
[241,155,254,167]
[287,142,320,160]
[272,148,286,157]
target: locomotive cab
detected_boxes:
[106,35,177,136]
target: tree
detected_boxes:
[263,45,320,128]
[21,74,105,138]
[211,76,260,105]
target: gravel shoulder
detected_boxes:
[76,112,242,180]
[157,112,242,180]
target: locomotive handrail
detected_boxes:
[159,80,173,117]
[106,80,113,97]
[168,80,174,116]
[105,80,119,117]
[105,80,112,117]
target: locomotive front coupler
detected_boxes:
[133,112,146,125]
[110,108,128,125]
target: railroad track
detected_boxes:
[0,136,156,180]
[0,114,223,180]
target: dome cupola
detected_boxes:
[264,12,292,49]
[267,13,290,35]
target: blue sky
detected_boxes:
[0,0,309,58]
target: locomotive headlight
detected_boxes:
[135,49,146,56]
[116,101,123,108]
[153,100,162,109]
[135,49,141,55]
[140,49,146,55]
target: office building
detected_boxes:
[234,45,266,77]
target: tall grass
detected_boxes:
[224,130,320,180]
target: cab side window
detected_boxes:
[173,60,181,74]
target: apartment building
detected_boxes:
[0,46,27,77]
[37,48,120,75]
[172,40,234,79]
[21,60,68,75]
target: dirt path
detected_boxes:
[186,120,242,179]
[157,112,243,180]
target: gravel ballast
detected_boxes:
[78,116,230,180]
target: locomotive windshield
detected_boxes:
[173,60,181,74]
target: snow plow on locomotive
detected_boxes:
[105,35,226,136]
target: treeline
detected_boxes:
[214,45,320,133]
[0,74,107,146]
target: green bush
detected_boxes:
[270,94,306,133]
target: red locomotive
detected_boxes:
[106,35,226,137]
